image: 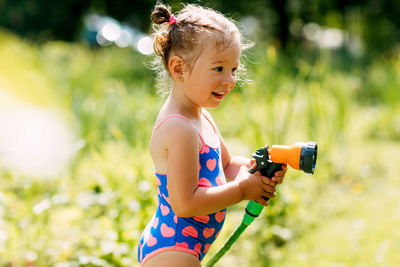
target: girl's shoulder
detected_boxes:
[150,113,202,175]
[151,113,200,146]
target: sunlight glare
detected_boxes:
[0,94,82,178]
[137,36,154,55]
[101,22,121,41]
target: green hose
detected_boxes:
[204,141,317,266]
[204,223,248,267]
[204,201,264,267]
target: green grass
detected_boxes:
[273,140,400,267]
[0,29,399,266]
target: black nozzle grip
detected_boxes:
[249,160,284,202]
[259,162,284,179]
[259,162,283,201]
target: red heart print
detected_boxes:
[198,177,212,187]
[193,215,210,223]
[161,223,175,237]
[215,210,225,223]
[200,145,210,154]
[147,234,157,247]
[194,243,202,254]
[152,217,159,229]
[161,204,169,216]
[203,228,215,239]
[204,244,211,253]
[176,242,189,248]
[182,226,198,238]
[206,159,216,171]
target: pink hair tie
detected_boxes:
[168,14,177,25]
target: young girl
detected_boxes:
[138,3,287,266]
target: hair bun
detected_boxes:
[151,4,172,25]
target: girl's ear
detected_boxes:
[169,55,185,82]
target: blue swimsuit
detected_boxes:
[138,114,227,265]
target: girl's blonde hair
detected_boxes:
[150,3,251,95]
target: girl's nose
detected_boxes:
[222,73,236,89]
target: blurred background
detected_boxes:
[0,0,399,266]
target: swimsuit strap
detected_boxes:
[152,114,207,146]
[152,114,188,135]
[201,110,217,134]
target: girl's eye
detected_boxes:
[214,66,223,72]
[232,68,237,73]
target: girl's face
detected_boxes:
[181,36,241,109]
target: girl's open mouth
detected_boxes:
[212,92,225,99]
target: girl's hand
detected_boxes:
[235,165,277,205]
[251,159,288,184]
[249,158,257,170]
[272,163,288,184]
[238,161,288,206]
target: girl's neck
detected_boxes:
[168,89,202,118]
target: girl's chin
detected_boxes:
[204,102,222,109]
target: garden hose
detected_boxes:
[205,142,317,267]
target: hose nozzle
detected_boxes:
[269,141,317,174]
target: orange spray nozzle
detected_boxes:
[269,142,317,174]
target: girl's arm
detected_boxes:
[220,139,252,182]
[219,133,287,184]
[215,120,288,184]
[200,110,252,181]
[161,118,276,217]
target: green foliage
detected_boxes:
[2,0,400,54]
[0,30,399,266]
